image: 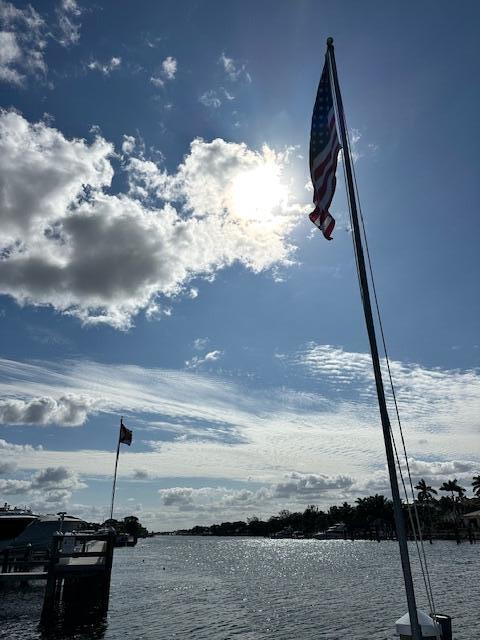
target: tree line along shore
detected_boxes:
[169,476,480,542]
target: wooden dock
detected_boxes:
[0,529,116,625]
[41,530,115,623]
[0,544,49,581]
[0,571,47,582]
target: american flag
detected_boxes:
[119,420,132,446]
[309,57,341,240]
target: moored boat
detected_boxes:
[0,503,39,543]
[313,522,347,540]
[0,513,86,551]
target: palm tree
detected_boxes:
[440,479,466,529]
[355,495,394,539]
[414,478,437,503]
[414,479,438,541]
[472,475,480,498]
[439,478,465,502]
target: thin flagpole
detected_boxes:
[109,417,122,521]
[325,37,423,640]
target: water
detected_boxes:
[1,537,477,639]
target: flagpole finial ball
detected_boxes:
[327,37,334,46]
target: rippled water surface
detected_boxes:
[1,537,477,639]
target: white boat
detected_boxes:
[0,512,86,551]
[313,523,347,540]
[0,503,39,543]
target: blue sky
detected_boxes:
[0,0,479,530]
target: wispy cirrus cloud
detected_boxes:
[161,56,176,79]
[0,348,478,495]
[193,337,209,351]
[293,342,480,436]
[196,54,248,114]
[55,0,82,47]
[0,0,46,85]
[185,349,223,370]
[87,56,121,75]
[0,0,83,86]
[199,89,221,108]
[150,55,177,87]
[0,343,477,525]
[199,87,235,109]
[219,52,251,83]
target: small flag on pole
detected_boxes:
[309,56,341,240]
[109,417,133,520]
[119,419,132,446]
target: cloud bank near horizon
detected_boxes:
[0,345,477,517]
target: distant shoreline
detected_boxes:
[155,489,480,544]
[157,531,479,543]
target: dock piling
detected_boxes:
[39,529,116,625]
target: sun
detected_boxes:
[230,162,288,225]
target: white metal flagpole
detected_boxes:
[325,37,423,640]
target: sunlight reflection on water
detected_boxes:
[1,537,477,639]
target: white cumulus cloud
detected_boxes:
[0,110,113,242]
[0,460,16,474]
[0,465,86,510]
[274,472,354,498]
[159,487,193,507]
[0,111,302,329]
[121,134,136,155]
[0,394,95,426]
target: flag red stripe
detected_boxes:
[322,176,337,213]
[314,148,340,206]
[324,217,335,239]
[314,141,340,192]
[313,134,339,182]
[309,208,335,240]
[312,111,337,174]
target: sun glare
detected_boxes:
[230,162,288,224]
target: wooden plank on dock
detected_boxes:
[54,564,106,576]
[0,571,47,581]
